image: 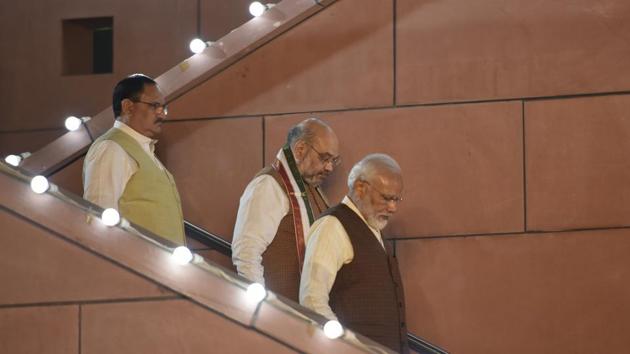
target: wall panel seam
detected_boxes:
[78,304,82,354]
[0,127,65,134]
[0,205,309,351]
[392,0,397,107]
[392,225,630,241]
[262,116,266,168]
[164,89,630,123]
[0,296,184,310]
[522,100,527,232]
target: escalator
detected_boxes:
[0,162,395,353]
[1,159,447,353]
[184,221,449,354]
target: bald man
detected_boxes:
[232,118,340,301]
[300,154,408,353]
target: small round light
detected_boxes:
[249,1,266,17]
[101,208,121,226]
[5,154,21,167]
[246,283,267,304]
[30,175,50,194]
[172,246,193,265]
[323,320,344,339]
[64,116,82,131]
[189,38,207,54]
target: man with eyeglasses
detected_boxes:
[83,73,185,245]
[232,118,340,302]
[300,154,408,354]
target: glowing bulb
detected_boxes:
[5,154,21,166]
[5,152,31,167]
[323,320,344,339]
[172,246,193,265]
[249,1,266,17]
[65,116,82,131]
[30,175,50,194]
[246,283,267,304]
[5,152,30,166]
[101,208,121,226]
[189,38,207,54]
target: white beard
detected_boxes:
[359,198,389,230]
[366,215,388,231]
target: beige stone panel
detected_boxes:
[397,230,630,354]
[0,170,256,325]
[157,117,262,239]
[254,301,384,354]
[20,127,92,176]
[0,0,196,131]
[196,249,235,272]
[0,129,65,158]
[15,1,337,176]
[186,236,210,250]
[397,0,630,104]
[0,306,78,354]
[84,108,116,140]
[200,0,280,41]
[82,299,296,354]
[526,94,630,231]
[169,0,393,119]
[0,209,173,305]
[265,101,523,237]
[49,156,84,197]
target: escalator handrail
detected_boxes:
[184,220,232,256]
[183,221,449,354]
[407,332,449,354]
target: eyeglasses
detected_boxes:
[132,100,169,115]
[363,181,403,204]
[307,143,341,167]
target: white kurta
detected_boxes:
[231,174,290,284]
[83,121,163,209]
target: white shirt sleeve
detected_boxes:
[299,215,354,320]
[83,140,137,210]
[232,174,290,284]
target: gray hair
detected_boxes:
[347,153,401,190]
[286,117,329,147]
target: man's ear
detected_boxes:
[121,98,135,117]
[354,179,367,198]
[293,140,307,161]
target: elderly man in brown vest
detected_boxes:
[83,74,185,245]
[232,118,340,301]
[300,153,408,353]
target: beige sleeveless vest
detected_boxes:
[89,127,185,245]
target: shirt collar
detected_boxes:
[342,195,382,237]
[113,120,158,151]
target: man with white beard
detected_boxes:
[299,154,409,354]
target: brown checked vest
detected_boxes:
[256,166,329,302]
[323,203,408,354]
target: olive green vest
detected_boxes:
[89,127,185,245]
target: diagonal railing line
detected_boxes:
[21,0,338,176]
